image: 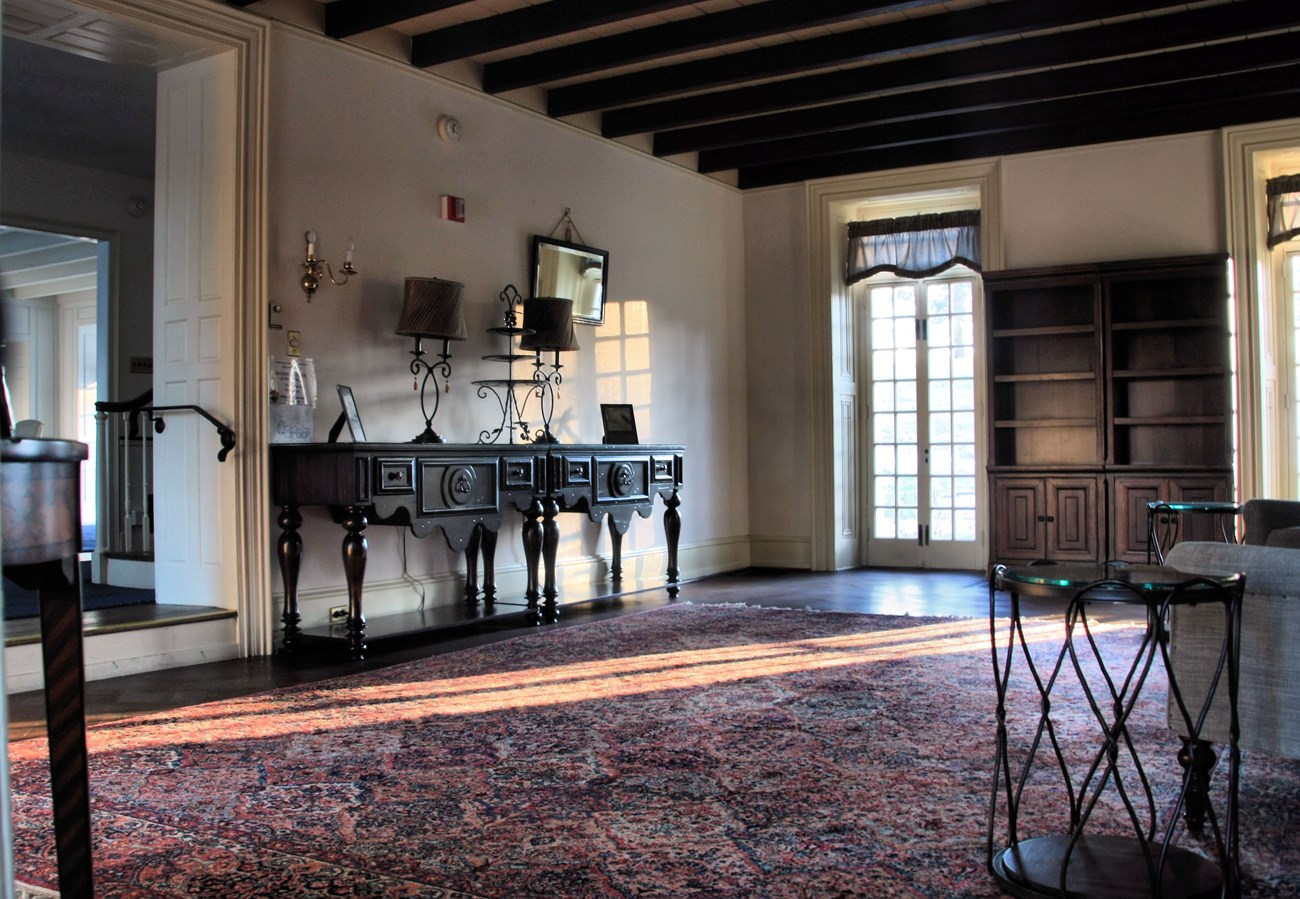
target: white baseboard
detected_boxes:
[6,617,240,693]
[281,535,754,627]
[748,535,812,569]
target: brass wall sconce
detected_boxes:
[300,230,357,301]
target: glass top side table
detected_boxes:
[1146,501,1242,564]
[988,562,1244,899]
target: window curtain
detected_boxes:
[1267,174,1300,249]
[846,210,981,284]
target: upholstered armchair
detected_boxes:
[1164,510,1300,761]
[1242,497,1300,548]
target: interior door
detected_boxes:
[863,276,983,569]
[151,51,240,610]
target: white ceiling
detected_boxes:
[0,226,99,305]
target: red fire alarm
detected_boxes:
[441,195,465,223]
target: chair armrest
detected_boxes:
[1244,498,1300,546]
[1166,541,1300,596]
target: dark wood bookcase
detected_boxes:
[985,254,1231,566]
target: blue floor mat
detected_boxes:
[3,560,154,620]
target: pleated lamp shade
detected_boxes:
[519,297,580,352]
[396,277,469,340]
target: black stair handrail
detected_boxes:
[95,390,238,462]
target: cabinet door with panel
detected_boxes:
[991,475,1099,563]
[1111,474,1232,562]
[992,477,1046,560]
[1046,477,1099,560]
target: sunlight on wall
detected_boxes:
[594,300,652,439]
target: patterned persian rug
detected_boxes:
[9,604,1299,898]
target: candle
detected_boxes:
[305,230,317,258]
[345,238,354,264]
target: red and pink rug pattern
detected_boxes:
[9,604,1299,897]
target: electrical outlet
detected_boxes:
[329,605,348,623]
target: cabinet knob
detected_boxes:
[1046,515,1055,523]
[1037,515,1046,522]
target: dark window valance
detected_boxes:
[1266,173,1300,250]
[846,210,981,284]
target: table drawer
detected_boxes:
[418,459,499,515]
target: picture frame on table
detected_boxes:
[600,403,638,444]
[329,384,367,442]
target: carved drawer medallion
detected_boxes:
[418,460,498,515]
[597,459,649,501]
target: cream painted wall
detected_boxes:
[743,185,812,565]
[743,133,1228,567]
[1000,132,1225,268]
[266,28,749,600]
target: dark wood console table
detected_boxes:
[2,437,94,898]
[270,443,684,659]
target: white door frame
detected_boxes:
[1223,118,1300,502]
[70,0,273,654]
[805,160,1004,571]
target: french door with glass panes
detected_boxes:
[863,275,982,568]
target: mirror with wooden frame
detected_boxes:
[531,235,608,325]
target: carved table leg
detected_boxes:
[464,523,482,606]
[541,496,560,621]
[664,489,682,597]
[33,557,94,899]
[523,499,542,613]
[607,514,624,582]
[1178,738,1217,832]
[340,506,368,660]
[276,505,303,654]
[481,526,498,607]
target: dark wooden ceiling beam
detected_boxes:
[324,0,476,39]
[548,0,1179,118]
[684,33,1299,166]
[737,89,1300,189]
[410,0,698,68]
[482,0,933,94]
[604,0,1298,137]
[705,62,1300,175]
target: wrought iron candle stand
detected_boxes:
[474,284,549,444]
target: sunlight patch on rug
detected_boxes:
[82,614,1137,749]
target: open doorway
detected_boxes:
[2,0,271,685]
[0,224,101,539]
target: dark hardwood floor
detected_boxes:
[5,567,1139,742]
